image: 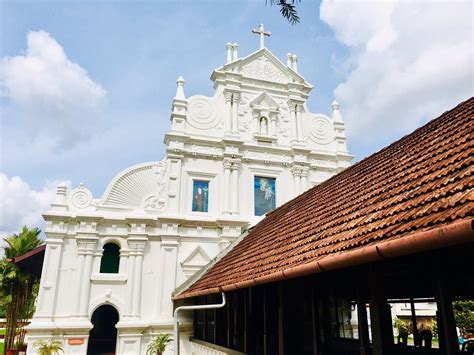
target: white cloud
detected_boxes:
[0,30,106,148]
[0,173,71,237]
[320,0,473,150]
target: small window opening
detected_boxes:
[100,243,120,273]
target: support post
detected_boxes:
[410,297,419,347]
[436,278,459,355]
[357,283,370,355]
[369,266,393,355]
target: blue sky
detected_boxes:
[1,0,472,235]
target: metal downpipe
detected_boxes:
[173,292,226,355]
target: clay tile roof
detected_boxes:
[174,98,474,300]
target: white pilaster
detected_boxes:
[78,240,96,318]
[224,91,232,135]
[301,168,308,192]
[231,93,240,133]
[130,241,146,318]
[125,253,136,318]
[223,159,232,214]
[231,164,240,214]
[296,104,303,142]
[270,113,277,137]
[35,237,63,321]
[290,104,297,143]
[159,235,179,319]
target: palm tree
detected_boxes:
[1,226,43,353]
[35,340,63,355]
[146,333,173,355]
[3,226,42,258]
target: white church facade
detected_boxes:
[26,27,353,354]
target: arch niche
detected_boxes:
[87,304,119,355]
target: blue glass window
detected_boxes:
[254,176,276,216]
[192,180,209,212]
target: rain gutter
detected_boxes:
[174,218,473,300]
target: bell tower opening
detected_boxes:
[87,304,119,355]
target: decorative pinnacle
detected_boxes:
[57,182,68,195]
[175,76,185,99]
[226,42,233,63]
[331,100,344,123]
[287,53,293,67]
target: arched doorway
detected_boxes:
[87,305,119,355]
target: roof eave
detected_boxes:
[174,218,474,300]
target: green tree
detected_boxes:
[453,300,474,336]
[431,319,438,337]
[3,227,42,259]
[394,316,409,334]
[1,226,43,351]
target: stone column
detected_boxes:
[35,237,63,321]
[296,104,303,142]
[231,93,240,133]
[223,159,232,214]
[78,239,96,318]
[224,92,232,134]
[231,162,240,214]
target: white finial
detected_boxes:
[226,42,233,63]
[175,76,185,100]
[292,54,298,72]
[232,43,239,61]
[331,100,344,123]
[52,182,68,210]
[252,23,271,49]
[287,53,293,67]
[57,182,67,196]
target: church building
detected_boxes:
[26,26,352,354]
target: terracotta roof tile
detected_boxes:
[175,98,474,299]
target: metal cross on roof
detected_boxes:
[252,24,271,49]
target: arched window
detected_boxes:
[100,243,120,273]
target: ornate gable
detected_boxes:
[213,48,311,87]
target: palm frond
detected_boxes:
[267,0,301,24]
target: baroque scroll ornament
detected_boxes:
[306,115,335,145]
[70,183,93,209]
[187,96,221,129]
